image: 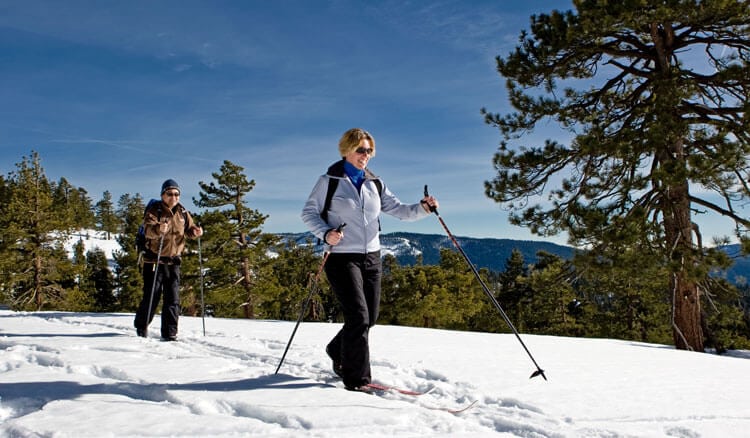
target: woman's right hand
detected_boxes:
[325,228,344,245]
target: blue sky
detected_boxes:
[1,0,735,246]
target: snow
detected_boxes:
[1,311,749,437]
[63,231,122,268]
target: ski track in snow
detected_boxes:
[0,312,576,437]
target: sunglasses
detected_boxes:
[164,191,180,197]
[355,147,373,155]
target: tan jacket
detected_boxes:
[143,201,198,261]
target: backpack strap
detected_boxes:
[321,177,339,224]
[373,178,383,231]
[177,205,189,232]
[373,178,383,198]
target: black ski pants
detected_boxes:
[324,251,381,388]
[134,262,181,338]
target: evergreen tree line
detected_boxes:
[1,152,748,351]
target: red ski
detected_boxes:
[352,382,476,414]
[424,399,477,414]
[363,382,428,396]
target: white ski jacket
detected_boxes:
[301,160,429,254]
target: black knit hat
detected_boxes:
[161,179,180,195]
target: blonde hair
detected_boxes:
[338,128,376,158]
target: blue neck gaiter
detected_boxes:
[343,160,365,191]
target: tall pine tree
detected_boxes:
[193,160,276,318]
[112,193,145,312]
[484,0,750,351]
[3,152,73,309]
[95,191,119,240]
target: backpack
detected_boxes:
[135,199,160,254]
[135,199,188,253]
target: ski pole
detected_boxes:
[197,224,206,336]
[146,220,167,329]
[275,223,346,374]
[423,185,547,381]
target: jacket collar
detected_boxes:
[327,158,378,179]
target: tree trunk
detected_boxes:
[671,270,703,351]
[237,228,255,319]
[34,255,43,310]
[241,256,254,319]
[651,27,703,351]
[663,172,704,351]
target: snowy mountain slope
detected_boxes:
[279,231,575,271]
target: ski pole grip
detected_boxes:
[324,223,346,246]
[423,185,437,214]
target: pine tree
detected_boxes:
[52,177,96,230]
[62,239,96,312]
[573,242,672,343]
[3,152,73,310]
[483,0,750,351]
[112,193,145,312]
[380,249,484,330]
[254,239,333,321]
[524,253,582,336]
[95,191,120,240]
[193,160,276,318]
[86,248,116,311]
[700,276,750,352]
[497,249,533,331]
[0,174,12,305]
[379,254,407,326]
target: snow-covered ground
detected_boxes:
[1,311,749,437]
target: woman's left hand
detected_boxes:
[421,196,438,213]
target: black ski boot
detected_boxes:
[326,345,343,378]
